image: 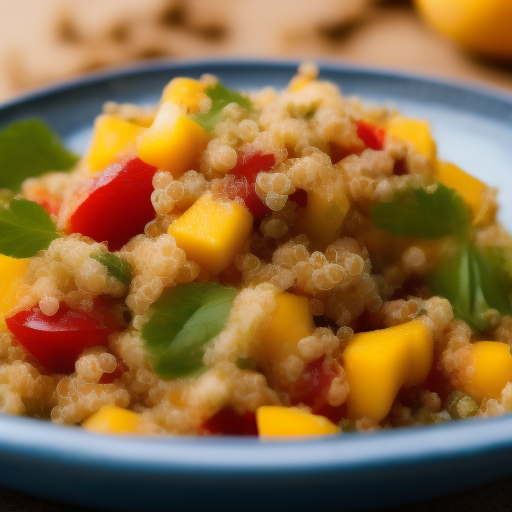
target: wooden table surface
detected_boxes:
[1,1,512,511]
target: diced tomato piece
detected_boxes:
[6,301,123,374]
[423,358,453,403]
[36,197,61,217]
[65,158,158,251]
[288,188,307,208]
[287,355,344,422]
[393,158,408,176]
[356,120,385,151]
[231,152,276,182]
[329,142,360,165]
[199,407,258,436]
[225,152,276,220]
[26,188,61,216]
[98,359,128,384]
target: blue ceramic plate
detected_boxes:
[1,60,512,512]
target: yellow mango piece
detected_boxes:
[82,405,141,435]
[402,320,434,387]
[457,341,512,404]
[297,186,350,247]
[167,192,253,274]
[341,319,433,421]
[137,101,206,177]
[386,116,436,162]
[0,255,30,330]
[435,160,493,224]
[288,75,313,92]
[162,77,207,114]
[256,406,340,436]
[87,115,145,174]
[415,0,512,60]
[253,292,315,366]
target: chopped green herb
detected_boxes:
[141,283,237,379]
[303,107,317,121]
[191,83,252,132]
[371,184,471,239]
[90,252,132,286]
[0,189,14,207]
[235,357,257,371]
[0,199,60,258]
[428,244,512,331]
[0,119,79,193]
[446,391,478,420]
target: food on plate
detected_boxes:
[2,62,512,438]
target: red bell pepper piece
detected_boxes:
[329,142,360,165]
[199,407,258,436]
[287,355,345,423]
[288,188,307,208]
[6,301,122,374]
[65,158,158,251]
[356,120,385,151]
[225,152,276,220]
[28,190,62,217]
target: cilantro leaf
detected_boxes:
[0,119,79,193]
[0,199,60,258]
[90,252,132,286]
[141,283,237,379]
[191,83,252,132]
[428,244,512,331]
[371,184,471,239]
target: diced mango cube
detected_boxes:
[256,406,340,436]
[167,192,253,274]
[288,75,313,92]
[137,101,206,177]
[0,255,30,330]
[87,115,145,174]
[297,186,350,247]
[253,292,315,366]
[403,319,434,387]
[162,77,207,114]
[82,405,141,435]
[457,341,512,403]
[435,160,494,224]
[341,319,433,421]
[386,116,436,162]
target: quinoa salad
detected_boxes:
[1,62,512,437]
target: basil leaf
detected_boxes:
[429,244,512,331]
[371,184,471,239]
[0,199,60,258]
[0,119,79,192]
[141,283,237,379]
[191,83,252,132]
[0,190,14,207]
[90,252,132,286]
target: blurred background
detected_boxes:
[0,0,511,103]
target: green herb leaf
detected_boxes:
[0,190,14,207]
[191,83,252,132]
[0,199,60,258]
[0,119,79,192]
[90,252,132,286]
[428,244,512,331]
[371,184,471,239]
[141,283,237,379]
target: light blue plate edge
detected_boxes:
[1,58,512,511]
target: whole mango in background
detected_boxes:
[415,0,512,60]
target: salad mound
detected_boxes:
[1,62,512,437]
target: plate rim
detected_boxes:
[1,57,512,114]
